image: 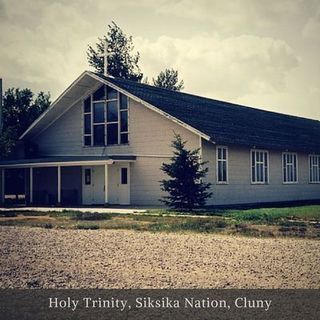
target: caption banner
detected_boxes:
[0,289,319,319]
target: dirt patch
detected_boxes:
[0,226,319,289]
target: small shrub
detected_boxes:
[72,212,112,221]
[0,211,17,217]
[279,226,307,238]
[235,223,261,236]
[259,230,275,237]
[279,226,307,232]
[311,222,320,229]
[279,226,291,232]
[215,220,227,228]
[280,220,307,227]
[18,211,46,216]
[298,227,307,233]
[149,218,227,233]
[76,223,100,230]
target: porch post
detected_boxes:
[0,168,4,205]
[57,166,61,205]
[104,164,108,204]
[29,167,33,204]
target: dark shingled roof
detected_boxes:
[96,73,320,153]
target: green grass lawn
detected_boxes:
[0,205,319,239]
[225,205,320,223]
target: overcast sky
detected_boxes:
[0,0,319,119]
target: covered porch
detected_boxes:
[0,156,135,207]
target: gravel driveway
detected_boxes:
[0,226,319,288]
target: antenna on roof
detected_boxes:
[104,38,108,77]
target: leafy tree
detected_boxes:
[160,134,212,211]
[153,68,184,91]
[87,21,143,81]
[0,88,50,159]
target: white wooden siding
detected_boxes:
[202,141,320,205]
[130,156,168,205]
[35,98,199,156]
[33,90,320,206]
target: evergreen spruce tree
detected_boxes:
[160,134,212,211]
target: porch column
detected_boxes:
[29,167,33,204]
[0,168,4,205]
[57,166,61,205]
[104,164,108,204]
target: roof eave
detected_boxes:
[19,71,90,140]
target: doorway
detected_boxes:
[108,164,130,205]
[82,166,105,205]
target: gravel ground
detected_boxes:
[0,226,319,288]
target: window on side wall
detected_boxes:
[216,146,228,183]
[282,152,298,183]
[309,155,320,183]
[251,149,269,184]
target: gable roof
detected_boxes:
[95,72,320,153]
[21,71,320,153]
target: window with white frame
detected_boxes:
[309,155,320,183]
[216,146,228,183]
[83,96,92,146]
[251,150,269,184]
[282,153,298,183]
[83,85,129,146]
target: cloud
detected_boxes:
[302,6,320,41]
[135,34,299,101]
[0,0,318,120]
[147,0,311,33]
[0,0,7,19]
[0,0,96,96]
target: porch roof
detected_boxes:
[0,155,136,168]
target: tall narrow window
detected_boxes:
[84,169,91,185]
[121,168,128,185]
[83,96,92,146]
[216,146,228,183]
[251,150,269,184]
[283,153,298,183]
[93,102,105,146]
[309,155,320,183]
[106,99,118,145]
[120,93,129,144]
